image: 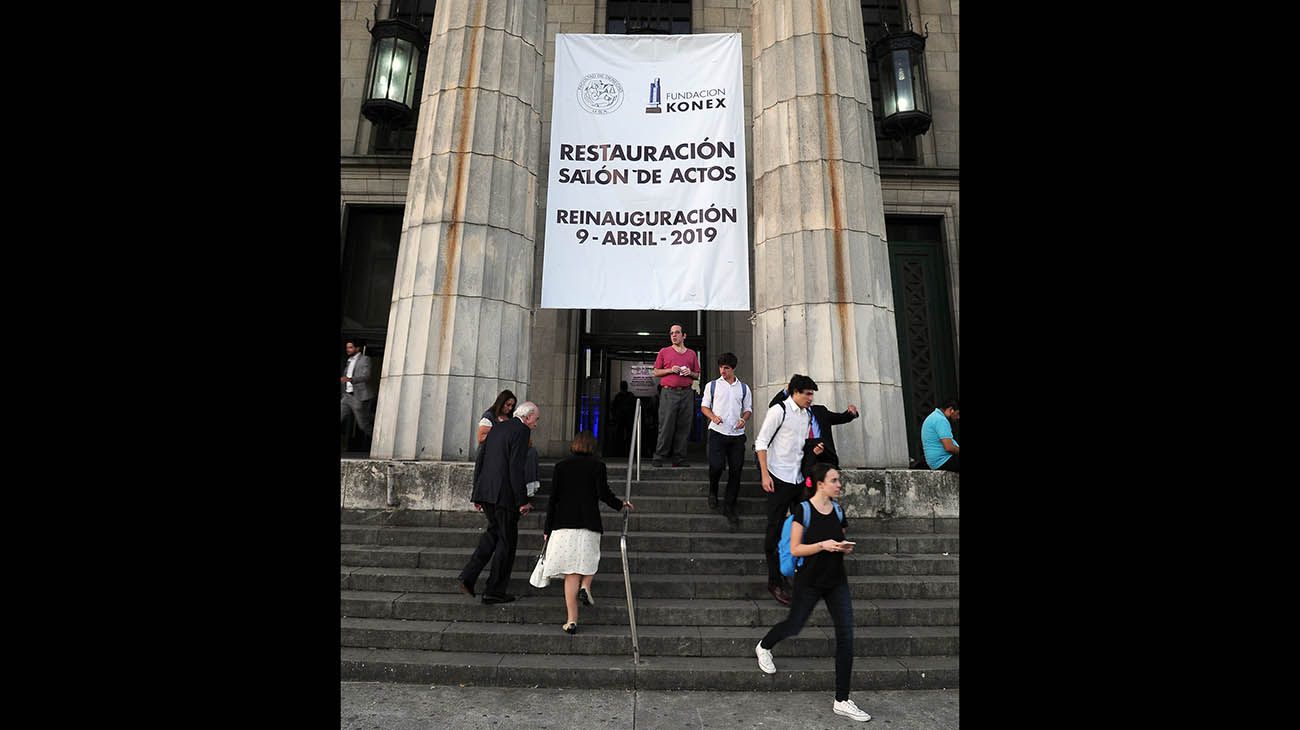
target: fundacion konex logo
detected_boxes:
[646,77,662,113]
[576,73,624,114]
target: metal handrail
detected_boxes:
[619,398,643,664]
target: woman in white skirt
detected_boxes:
[542,431,634,634]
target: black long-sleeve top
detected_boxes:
[543,453,626,535]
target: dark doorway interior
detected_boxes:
[887,217,959,466]
[340,205,401,455]
[577,310,707,461]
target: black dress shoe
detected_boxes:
[673,460,690,467]
[707,494,719,509]
[481,593,517,604]
[456,579,475,598]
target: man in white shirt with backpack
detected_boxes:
[754,373,817,605]
[699,352,753,531]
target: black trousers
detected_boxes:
[707,432,746,512]
[937,453,961,472]
[762,475,803,585]
[760,581,855,701]
[458,502,520,596]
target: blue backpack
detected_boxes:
[778,500,844,577]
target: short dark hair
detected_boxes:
[491,389,517,418]
[346,337,366,350]
[940,398,960,411]
[810,461,838,487]
[570,431,597,454]
[789,374,818,394]
[619,380,629,391]
[717,352,738,368]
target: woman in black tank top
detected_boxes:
[753,463,873,722]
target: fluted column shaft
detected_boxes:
[372,0,546,461]
[750,0,908,467]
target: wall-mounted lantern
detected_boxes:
[360,18,427,127]
[869,25,933,139]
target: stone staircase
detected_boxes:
[340,463,959,690]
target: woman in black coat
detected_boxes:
[542,431,634,634]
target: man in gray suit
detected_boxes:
[339,338,376,437]
[458,401,542,604]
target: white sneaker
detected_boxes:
[833,699,871,722]
[755,641,776,674]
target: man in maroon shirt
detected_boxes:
[651,324,700,467]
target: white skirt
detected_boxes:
[543,528,602,577]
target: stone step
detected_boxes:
[342,567,960,600]
[339,647,958,690]
[343,508,959,534]
[339,525,959,554]
[563,466,720,481]
[340,617,960,657]
[344,546,959,576]
[580,479,762,495]
[528,479,765,496]
[341,591,960,627]
[516,494,771,515]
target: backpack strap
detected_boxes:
[711,379,751,412]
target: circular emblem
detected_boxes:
[576,73,624,114]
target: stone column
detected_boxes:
[750,0,908,467]
[371,0,546,461]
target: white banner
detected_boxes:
[540,33,750,310]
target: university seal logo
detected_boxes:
[576,73,624,114]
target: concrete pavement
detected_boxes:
[341,683,958,728]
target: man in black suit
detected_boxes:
[768,376,860,483]
[457,400,541,604]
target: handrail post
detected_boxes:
[620,399,642,664]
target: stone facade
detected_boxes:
[341,0,959,466]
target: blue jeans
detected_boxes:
[760,581,854,701]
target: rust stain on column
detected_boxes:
[440,0,488,333]
[814,1,852,367]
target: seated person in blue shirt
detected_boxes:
[920,398,960,472]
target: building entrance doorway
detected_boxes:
[340,205,400,456]
[887,217,959,466]
[577,309,707,460]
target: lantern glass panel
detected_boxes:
[370,37,395,100]
[910,51,928,114]
[401,40,420,104]
[878,53,897,117]
[892,49,914,113]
